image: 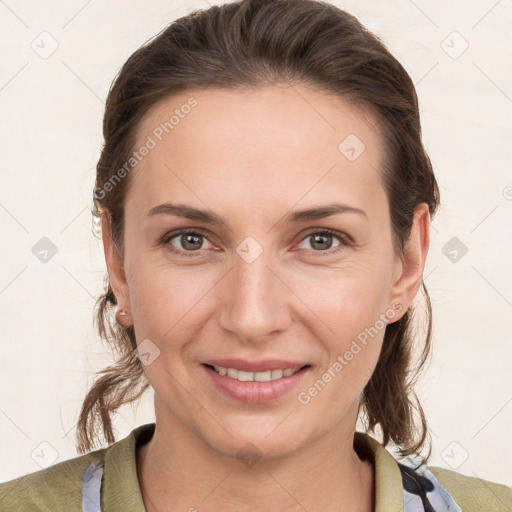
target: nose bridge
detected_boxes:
[219,236,289,339]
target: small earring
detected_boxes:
[115,307,131,326]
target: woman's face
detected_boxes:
[105,84,427,459]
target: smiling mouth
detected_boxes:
[203,364,311,382]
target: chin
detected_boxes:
[197,417,308,464]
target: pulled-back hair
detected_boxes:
[77,0,440,462]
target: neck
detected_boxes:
[136,417,374,512]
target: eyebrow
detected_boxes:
[146,201,368,225]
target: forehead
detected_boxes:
[126,84,388,223]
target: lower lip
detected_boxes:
[202,364,310,404]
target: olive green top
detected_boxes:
[1,422,510,511]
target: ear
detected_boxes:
[100,210,132,327]
[387,202,431,319]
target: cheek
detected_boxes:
[319,292,387,385]
[291,258,392,380]
[295,255,393,331]
[297,276,389,414]
[128,266,208,391]
[128,260,217,346]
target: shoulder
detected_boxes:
[428,465,512,512]
[0,447,107,512]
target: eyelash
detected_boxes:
[159,228,353,257]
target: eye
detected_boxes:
[160,228,352,257]
[297,229,350,254]
[161,229,214,255]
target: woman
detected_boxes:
[1,0,510,510]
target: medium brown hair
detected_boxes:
[78,0,440,462]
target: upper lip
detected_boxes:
[203,358,309,373]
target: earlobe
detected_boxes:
[388,203,431,319]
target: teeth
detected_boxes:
[211,365,302,382]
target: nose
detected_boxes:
[217,241,292,343]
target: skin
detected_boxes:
[102,83,430,512]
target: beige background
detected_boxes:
[0,0,511,486]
